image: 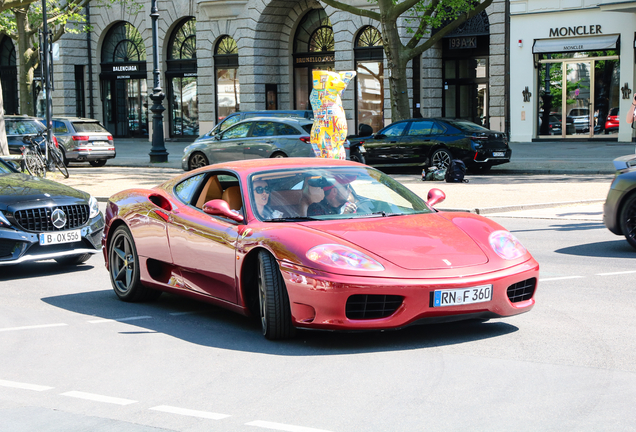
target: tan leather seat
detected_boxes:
[222,186,243,210]
[196,176,223,208]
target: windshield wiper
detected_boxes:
[267,216,318,222]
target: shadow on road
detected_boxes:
[0,261,95,281]
[556,239,636,257]
[41,289,519,355]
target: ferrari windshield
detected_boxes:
[248,166,433,221]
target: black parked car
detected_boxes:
[4,115,52,155]
[604,155,636,249]
[0,157,104,265]
[349,118,511,171]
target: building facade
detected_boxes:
[510,0,636,143]
[2,0,508,142]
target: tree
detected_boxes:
[1,0,89,116]
[320,0,493,121]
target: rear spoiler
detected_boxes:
[612,154,636,171]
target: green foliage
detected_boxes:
[404,0,478,40]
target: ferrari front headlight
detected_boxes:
[306,244,384,271]
[488,230,527,260]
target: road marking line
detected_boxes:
[246,420,334,432]
[596,270,636,276]
[60,391,137,405]
[87,316,153,324]
[168,311,205,316]
[0,323,67,332]
[0,379,54,392]
[539,276,584,282]
[150,405,231,419]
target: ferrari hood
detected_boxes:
[300,213,488,270]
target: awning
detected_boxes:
[532,35,619,54]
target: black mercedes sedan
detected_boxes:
[0,158,104,265]
[349,118,511,171]
[604,155,636,249]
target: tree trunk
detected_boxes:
[16,9,36,116]
[380,16,410,121]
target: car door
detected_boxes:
[400,120,437,164]
[362,121,409,165]
[166,172,241,303]
[243,121,279,159]
[210,122,253,162]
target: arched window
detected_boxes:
[355,26,384,133]
[101,22,146,63]
[0,36,18,115]
[167,18,198,137]
[100,22,148,137]
[293,9,334,110]
[214,35,239,123]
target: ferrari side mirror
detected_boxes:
[203,199,244,222]
[426,188,446,207]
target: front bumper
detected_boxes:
[0,214,104,265]
[279,259,539,330]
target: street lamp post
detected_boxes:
[148,0,169,162]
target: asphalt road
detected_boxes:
[1,212,635,432]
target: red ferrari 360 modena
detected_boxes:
[103,158,539,339]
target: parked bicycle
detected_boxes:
[21,129,69,178]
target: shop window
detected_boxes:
[355,26,384,133]
[167,18,198,137]
[214,36,239,123]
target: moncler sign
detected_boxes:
[549,25,602,38]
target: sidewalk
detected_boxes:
[50,138,628,218]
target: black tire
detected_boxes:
[430,148,453,170]
[23,148,46,177]
[108,225,161,302]
[188,152,209,170]
[89,159,107,167]
[61,149,70,167]
[257,250,295,340]
[619,194,636,250]
[50,148,69,178]
[55,253,92,265]
[270,152,287,159]
[350,150,365,164]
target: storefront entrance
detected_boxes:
[535,36,620,138]
[101,77,148,137]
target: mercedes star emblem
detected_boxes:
[51,208,67,229]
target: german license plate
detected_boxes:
[492,151,505,157]
[359,145,366,153]
[433,284,492,307]
[39,230,81,246]
[93,141,109,146]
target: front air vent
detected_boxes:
[346,294,403,320]
[507,278,536,303]
[0,239,17,258]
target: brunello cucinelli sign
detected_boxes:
[549,25,602,37]
[295,55,335,64]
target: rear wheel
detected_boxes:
[23,148,46,177]
[257,250,295,340]
[108,225,161,302]
[619,194,636,250]
[188,152,209,170]
[350,149,365,164]
[50,147,69,178]
[89,160,107,167]
[270,152,287,158]
[430,148,452,170]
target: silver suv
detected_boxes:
[52,117,116,167]
[567,108,590,133]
